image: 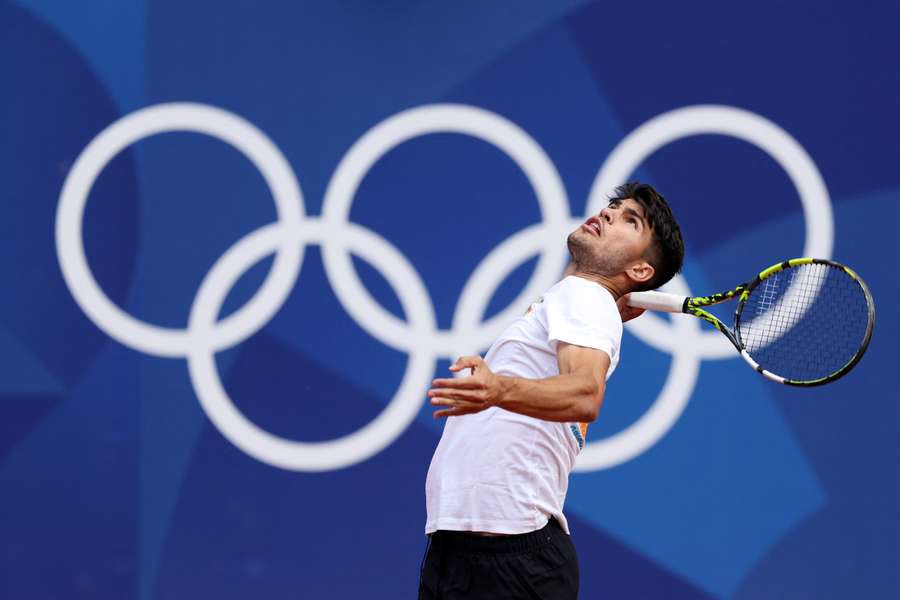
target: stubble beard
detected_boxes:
[566,230,628,276]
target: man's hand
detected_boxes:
[428,356,503,418]
[617,293,646,323]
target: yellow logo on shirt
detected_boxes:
[524,296,544,316]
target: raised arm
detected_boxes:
[428,343,610,422]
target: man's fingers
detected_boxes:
[449,355,484,372]
[431,377,480,389]
[430,400,480,410]
[431,356,492,418]
[433,406,480,419]
[429,391,480,406]
[617,294,646,323]
[625,306,645,321]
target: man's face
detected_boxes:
[567,198,655,278]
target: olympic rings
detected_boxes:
[55,102,833,472]
[56,103,306,357]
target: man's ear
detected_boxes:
[626,261,655,287]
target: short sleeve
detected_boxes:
[544,277,623,370]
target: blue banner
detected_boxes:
[2,1,897,598]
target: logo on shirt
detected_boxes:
[524,296,544,316]
[570,423,587,450]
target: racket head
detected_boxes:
[734,258,875,386]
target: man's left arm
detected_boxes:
[429,343,610,423]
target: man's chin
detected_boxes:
[566,229,589,248]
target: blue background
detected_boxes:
[2,1,898,598]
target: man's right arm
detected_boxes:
[428,344,610,423]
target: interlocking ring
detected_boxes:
[56,103,306,357]
[56,102,832,472]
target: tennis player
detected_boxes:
[419,182,685,599]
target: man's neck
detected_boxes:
[562,262,626,299]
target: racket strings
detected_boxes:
[738,263,870,382]
[756,276,780,314]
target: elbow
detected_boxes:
[579,382,603,423]
[581,402,600,423]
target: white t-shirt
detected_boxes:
[425,276,623,535]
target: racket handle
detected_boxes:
[627,291,687,313]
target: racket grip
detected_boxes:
[626,291,687,313]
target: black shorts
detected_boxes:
[418,518,579,600]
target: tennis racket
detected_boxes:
[627,258,875,386]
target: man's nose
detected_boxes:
[599,207,614,223]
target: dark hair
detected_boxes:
[609,182,684,292]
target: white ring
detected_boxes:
[55,103,305,357]
[588,104,833,360]
[187,219,435,471]
[320,104,570,356]
[575,275,701,470]
[446,220,573,358]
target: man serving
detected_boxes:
[419,182,685,599]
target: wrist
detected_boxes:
[493,375,515,408]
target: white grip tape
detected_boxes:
[627,291,687,313]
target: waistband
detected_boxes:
[430,518,561,554]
